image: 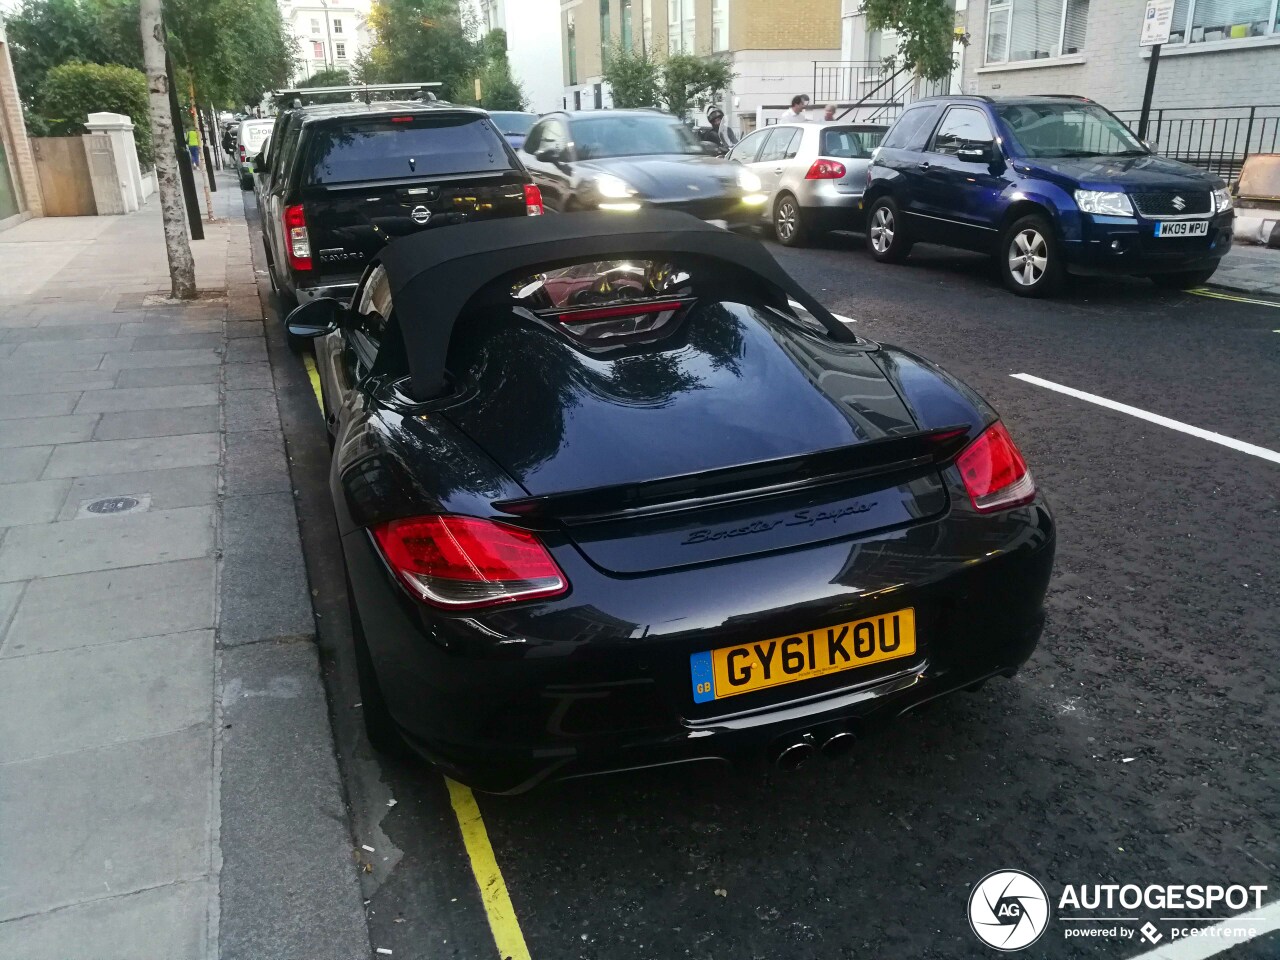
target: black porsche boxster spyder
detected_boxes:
[287,211,1055,793]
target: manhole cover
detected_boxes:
[86,496,140,514]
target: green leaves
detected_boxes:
[361,0,482,102]
[859,0,962,81]
[602,49,733,119]
[37,60,153,164]
[601,45,661,109]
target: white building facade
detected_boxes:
[474,0,565,113]
[279,0,373,83]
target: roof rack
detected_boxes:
[270,82,443,105]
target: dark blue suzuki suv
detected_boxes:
[864,95,1234,297]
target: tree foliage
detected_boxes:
[859,0,960,81]
[361,0,482,102]
[602,50,732,119]
[295,67,354,104]
[37,60,153,164]
[477,29,526,110]
[5,0,142,104]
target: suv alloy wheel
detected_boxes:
[999,213,1064,297]
[865,198,912,263]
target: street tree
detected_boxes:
[139,0,195,299]
[658,54,733,119]
[37,61,154,164]
[296,67,354,104]
[859,0,960,80]
[361,0,481,101]
[476,29,527,110]
[600,45,660,108]
[5,0,143,104]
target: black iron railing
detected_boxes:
[1111,105,1280,180]
[812,61,952,122]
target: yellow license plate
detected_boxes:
[690,608,916,703]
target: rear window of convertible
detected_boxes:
[305,115,512,184]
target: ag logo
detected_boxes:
[968,870,1050,951]
[410,205,432,224]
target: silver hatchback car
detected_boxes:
[729,122,887,246]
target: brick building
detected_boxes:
[0,17,41,228]
[560,0,842,131]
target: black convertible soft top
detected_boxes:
[376,210,858,398]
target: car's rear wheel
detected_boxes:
[999,214,1064,297]
[1149,266,1218,289]
[865,198,912,263]
[347,578,414,759]
[773,193,808,247]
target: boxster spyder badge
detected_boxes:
[410,205,432,224]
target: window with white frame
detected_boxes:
[332,17,343,33]
[310,17,320,33]
[712,0,727,49]
[667,0,680,52]
[642,0,652,50]
[985,0,1089,63]
[682,0,695,50]
[667,0,694,52]
[312,41,324,59]
[335,41,346,59]
[1168,0,1278,43]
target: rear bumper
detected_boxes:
[344,498,1055,793]
[1065,211,1233,276]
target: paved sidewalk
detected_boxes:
[1211,243,1280,298]
[0,175,368,958]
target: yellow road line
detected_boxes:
[445,778,532,960]
[1188,287,1280,308]
[301,355,528,958]
[302,353,324,408]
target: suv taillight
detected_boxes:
[956,422,1036,513]
[372,515,568,609]
[239,145,246,162]
[524,183,544,216]
[806,159,846,180]
[283,203,311,272]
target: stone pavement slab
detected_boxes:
[219,493,314,646]
[1211,244,1280,297]
[0,371,116,395]
[42,433,219,478]
[0,479,70,527]
[0,415,97,448]
[0,393,80,419]
[57,465,218,520]
[100,347,223,370]
[94,406,219,440]
[73,383,219,414]
[116,364,221,387]
[0,446,52,483]
[1,558,216,657]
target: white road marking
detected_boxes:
[791,299,856,324]
[1125,901,1279,959]
[1011,373,1280,465]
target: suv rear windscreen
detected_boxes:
[305,114,513,184]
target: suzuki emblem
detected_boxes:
[1172,195,1186,211]
[410,205,432,224]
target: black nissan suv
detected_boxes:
[257,101,544,308]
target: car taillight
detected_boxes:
[956,421,1036,513]
[371,515,568,609]
[283,203,311,272]
[524,183,544,216]
[806,159,846,180]
[554,300,683,323]
[239,145,246,162]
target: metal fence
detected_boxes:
[812,61,952,124]
[1105,106,1279,181]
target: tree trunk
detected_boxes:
[140,0,196,300]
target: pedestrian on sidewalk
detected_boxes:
[187,127,201,168]
[789,94,811,121]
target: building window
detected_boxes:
[335,42,346,59]
[310,17,320,33]
[312,40,325,59]
[712,0,727,50]
[567,11,578,84]
[985,0,1089,63]
[1169,0,1277,43]
[682,0,695,51]
[332,18,343,33]
[621,0,634,49]
[668,0,680,52]
[667,0,694,52]
[642,0,653,50]
[600,0,612,62]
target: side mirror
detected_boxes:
[535,146,564,164]
[286,297,345,338]
[1142,139,1159,153]
[252,151,266,172]
[957,143,995,164]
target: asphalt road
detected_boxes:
[248,196,1279,960]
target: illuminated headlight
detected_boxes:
[1074,190,1134,216]
[738,169,763,192]
[1213,186,1233,212]
[595,174,636,199]
[742,194,768,205]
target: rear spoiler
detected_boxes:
[492,427,971,523]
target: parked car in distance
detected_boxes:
[519,109,767,229]
[730,121,887,246]
[235,119,274,190]
[285,210,1055,793]
[864,95,1234,297]
[487,110,539,150]
[258,101,542,312]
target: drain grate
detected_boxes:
[76,493,152,519]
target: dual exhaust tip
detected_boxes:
[774,729,857,771]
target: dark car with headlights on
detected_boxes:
[285,210,1054,793]
[865,95,1234,296]
[519,109,767,227]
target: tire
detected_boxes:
[865,198,912,263]
[1150,267,1217,289]
[773,193,808,247]
[998,213,1065,297]
[347,581,414,760]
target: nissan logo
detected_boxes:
[410,205,432,224]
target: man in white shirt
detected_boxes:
[789,94,811,120]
